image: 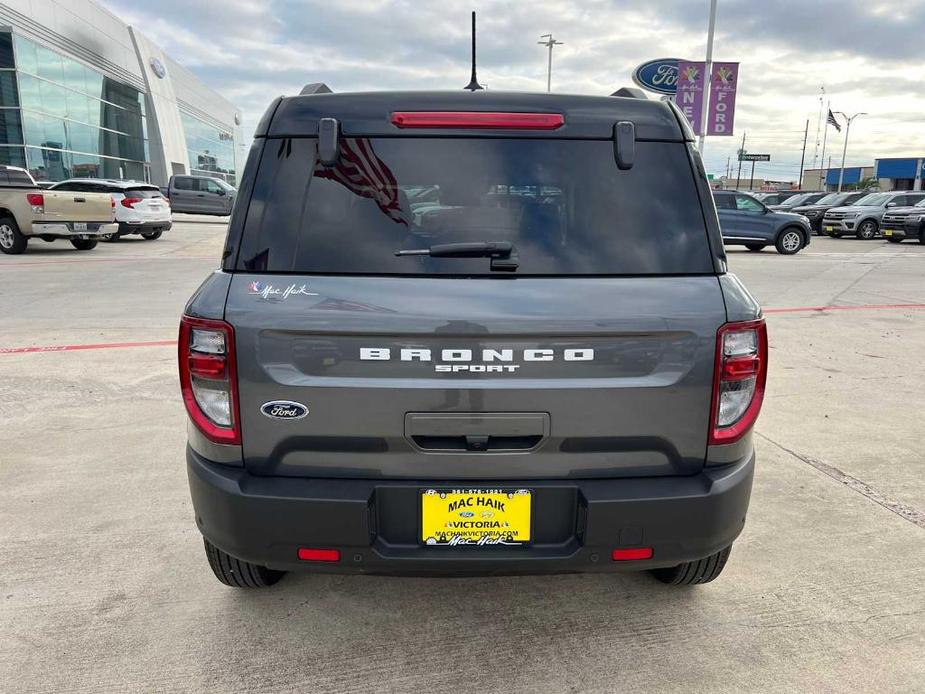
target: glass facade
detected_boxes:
[0,31,150,181]
[180,110,236,185]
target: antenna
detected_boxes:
[464,11,483,91]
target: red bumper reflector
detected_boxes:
[391,111,564,130]
[611,547,654,561]
[298,548,340,562]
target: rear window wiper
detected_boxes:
[395,241,519,271]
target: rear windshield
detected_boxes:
[237,137,714,275]
[125,186,162,198]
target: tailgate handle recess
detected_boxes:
[73,196,86,202]
[406,413,549,453]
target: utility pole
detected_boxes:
[835,111,866,192]
[726,155,731,180]
[698,0,718,155]
[749,159,756,191]
[538,34,563,92]
[735,130,746,189]
[798,119,809,188]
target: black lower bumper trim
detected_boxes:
[187,447,754,575]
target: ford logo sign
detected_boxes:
[632,58,681,95]
[260,401,309,420]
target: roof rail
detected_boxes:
[610,87,648,99]
[299,82,333,96]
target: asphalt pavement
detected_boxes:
[1,222,923,693]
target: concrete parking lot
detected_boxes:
[1,221,923,693]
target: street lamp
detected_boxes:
[834,111,866,192]
[538,34,563,92]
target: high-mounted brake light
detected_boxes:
[709,319,768,445]
[121,197,143,209]
[178,316,240,445]
[391,111,564,130]
[26,192,44,213]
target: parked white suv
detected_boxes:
[49,179,172,240]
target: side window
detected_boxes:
[7,169,33,186]
[713,194,735,210]
[204,179,224,194]
[174,177,194,191]
[905,194,925,206]
[735,194,764,212]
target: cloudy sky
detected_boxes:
[100,0,925,182]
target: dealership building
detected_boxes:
[0,0,242,185]
[803,157,925,192]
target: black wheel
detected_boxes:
[141,230,162,240]
[203,538,285,588]
[650,546,732,586]
[775,227,804,255]
[886,236,902,244]
[0,215,28,254]
[856,219,878,240]
[745,244,765,252]
[70,238,98,251]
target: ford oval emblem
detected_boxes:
[631,58,681,95]
[261,401,309,420]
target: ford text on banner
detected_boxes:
[676,61,706,135]
[707,62,739,136]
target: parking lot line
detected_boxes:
[0,339,176,355]
[765,303,925,314]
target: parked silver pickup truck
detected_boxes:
[0,165,116,254]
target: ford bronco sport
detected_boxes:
[180,87,767,588]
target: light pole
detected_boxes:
[835,111,866,192]
[698,0,718,154]
[538,34,563,92]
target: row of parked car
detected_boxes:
[0,165,235,255]
[713,188,925,256]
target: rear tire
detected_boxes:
[70,238,97,251]
[203,538,285,588]
[0,216,27,254]
[141,230,162,240]
[856,219,878,240]
[745,244,765,252]
[650,545,732,586]
[775,228,804,255]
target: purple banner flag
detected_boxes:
[676,60,706,135]
[707,62,739,136]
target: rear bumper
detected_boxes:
[187,447,755,575]
[117,220,172,234]
[30,222,117,238]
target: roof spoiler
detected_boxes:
[610,87,648,99]
[300,82,333,96]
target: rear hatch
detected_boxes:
[41,190,113,223]
[227,125,726,480]
[122,186,170,220]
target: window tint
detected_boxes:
[713,194,735,210]
[125,186,162,198]
[735,194,764,212]
[238,137,714,276]
[6,168,33,186]
[174,177,195,191]
[203,179,224,193]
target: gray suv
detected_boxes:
[822,191,925,239]
[713,190,812,254]
[180,88,766,588]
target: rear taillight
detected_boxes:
[390,111,564,130]
[178,316,240,444]
[709,319,768,445]
[121,197,143,208]
[26,192,44,213]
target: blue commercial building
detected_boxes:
[874,158,925,191]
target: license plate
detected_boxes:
[421,488,531,546]
[73,222,87,231]
[884,229,892,236]
[824,225,834,232]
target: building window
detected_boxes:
[6,33,150,181]
[180,110,236,185]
